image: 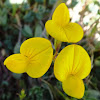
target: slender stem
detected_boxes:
[41,78,69,100]
[15,14,22,43]
[55,87,69,100]
[53,41,62,61]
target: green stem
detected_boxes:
[53,40,62,61]
[41,78,70,100]
[55,87,70,100]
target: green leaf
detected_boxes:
[21,3,30,11]
[70,98,77,100]
[34,24,42,37]
[35,0,44,3]
[95,59,100,67]
[19,89,26,100]
[85,90,100,100]
[41,79,69,100]
[23,11,34,23]
[69,0,78,8]
[35,13,43,20]
[56,81,62,90]
[12,4,18,16]
[22,25,33,37]
[89,23,98,37]
[2,14,7,25]
[1,81,9,86]
[29,86,43,100]
[0,9,7,25]
[0,8,8,25]
[49,0,57,5]
[4,35,13,50]
[4,0,12,9]
[38,5,45,14]
[95,41,100,50]
[12,73,22,79]
[14,42,21,53]
[35,5,46,20]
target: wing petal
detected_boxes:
[4,54,28,73]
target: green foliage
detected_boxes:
[28,86,43,100]
[23,11,35,23]
[35,0,44,3]
[19,89,26,100]
[0,8,8,25]
[4,35,13,50]
[84,90,100,100]
[34,23,42,37]
[14,42,21,53]
[69,0,78,8]
[22,25,33,37]
[49,0,57,5]
[12,73,22,79]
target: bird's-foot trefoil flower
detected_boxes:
[54,44,91,99]
[45,3,83,43]
[4,37,53,78]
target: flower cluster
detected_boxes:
[45,3,91,99]
[4,3,91,99]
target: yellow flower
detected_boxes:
[45,3,83,43]
[4,37,53,78]
[54,44,91,99]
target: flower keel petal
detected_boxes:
[62,75,85,99]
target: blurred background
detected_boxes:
[0,0,100,100]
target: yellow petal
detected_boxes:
[20,37,53,78]
[45,21,83,43]
[72,45,91,79]
[54,44,74,81]
[52,3,70,26]
[54,44,91,82]
[63,23,83,43]
[20,37,52,58]
[62,75,85,99]
[27,47,53,78]
[45,20,69,42]
[45,3,83,43]
[4,54,28,73]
